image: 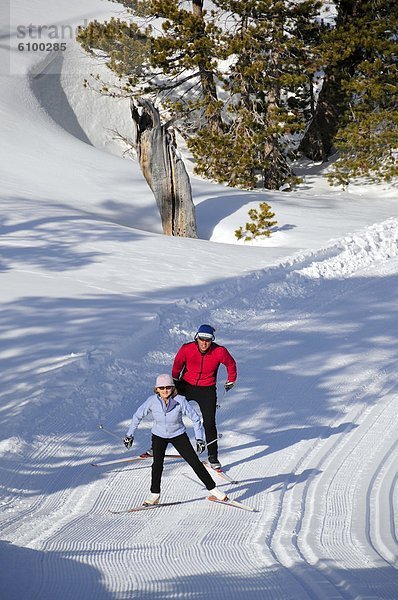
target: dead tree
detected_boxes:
[130,98,197,238]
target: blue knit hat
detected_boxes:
[195,324,215,340]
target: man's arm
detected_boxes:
[221,347,237,383]
[172,345,186,380]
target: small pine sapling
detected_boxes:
[235,202,277,242]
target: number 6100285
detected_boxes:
[18,42,67,51]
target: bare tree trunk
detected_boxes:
[191,0,223,134]
[262,87,294,189]
[299,70,344,161]
[131,98,197,238]
[299,1,360,161]
[262,143,293,189]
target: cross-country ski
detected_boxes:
[202,460,239,484]
[207,495,258,512]
[109,501,183,514]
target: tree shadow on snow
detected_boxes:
[0,256,397,508]
[0,197,150,272]
[223,421,358,471]
[0,540,112,600]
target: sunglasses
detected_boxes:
[197,336,212,342]
[158,386,173,390]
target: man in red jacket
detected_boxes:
[172,324,237,468]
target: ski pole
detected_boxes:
[216,388,228,408]
[206,434,223,448]
[98,423,121,442]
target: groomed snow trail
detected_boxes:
[1,222,398,599]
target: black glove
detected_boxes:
[196,439,206,454]
[124,435,134,449]
[224,381,235,392]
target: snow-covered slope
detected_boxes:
[1,218,398,600]
[1,2,397,599]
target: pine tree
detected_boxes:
[77,2,224,118]
[189,0,323,189]
[78,1,396,190]
[326,0,398,185]
[147,0,224,133]
[77,17,151,84]
[235,202,277,241]
[77,0,323,191]
[300,0,398,185]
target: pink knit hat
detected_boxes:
[155,374,174,387]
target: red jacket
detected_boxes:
[172,341,237,387]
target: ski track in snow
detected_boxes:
[1,220,398,599]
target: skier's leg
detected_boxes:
[150,434,168,493]
[171,433,216,490]
[193,388,218,459]
[179,382,219,460]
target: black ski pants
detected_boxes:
[150,432,216,494]
[177,380,218,459]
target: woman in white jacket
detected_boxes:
[124,374,227,506]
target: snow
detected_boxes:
[1,2,398,599]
